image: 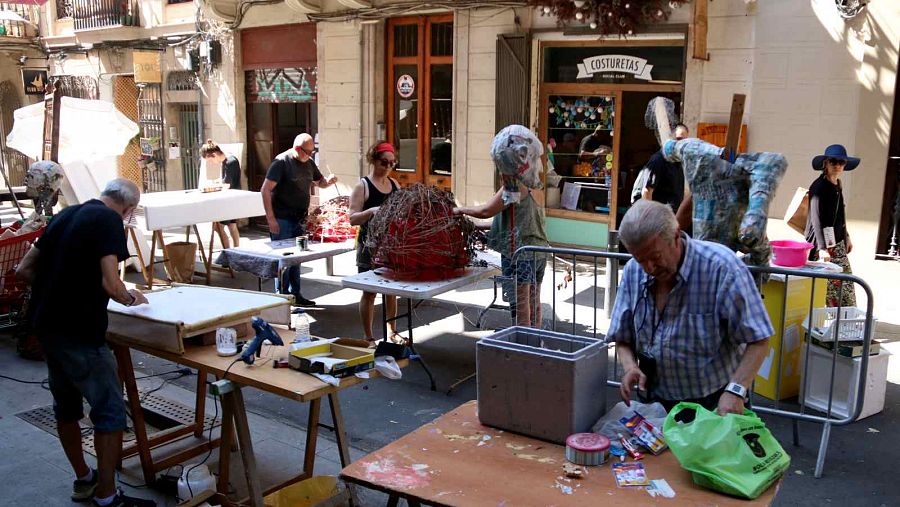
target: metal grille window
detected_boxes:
[55,0,73,19]
[72,0,138,30]
[179,104,199,189]
[167,70,197,91]
[393,24,418,58]
[0,81,30,187]
[137,83,166,192]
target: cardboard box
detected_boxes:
[289,343,374,378]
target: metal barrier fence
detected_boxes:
[508,244,876,478]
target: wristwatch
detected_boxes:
[725,382,749,401]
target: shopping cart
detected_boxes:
[0,223,44,329]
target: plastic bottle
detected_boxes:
[177,464,216,501]
[292,310,310,343]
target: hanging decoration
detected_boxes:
[530,0,690,36]
[548,96,615,131]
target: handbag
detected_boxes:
[785,186,809,235]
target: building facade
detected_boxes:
[17,0,900,299]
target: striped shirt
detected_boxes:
[607,233,773,400]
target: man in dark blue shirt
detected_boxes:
[17,178,154,507]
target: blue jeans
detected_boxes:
[44,343,127,433]
[270,217,306,297]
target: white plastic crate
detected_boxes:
[801,307,873,342]
[799,343,889,420]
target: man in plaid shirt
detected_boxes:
[607,200,772,415]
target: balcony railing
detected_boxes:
[0,3,33,38]
[72,0,138,30]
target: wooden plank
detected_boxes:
[113,344,156,484]
[229,387,264,507]
[304,398,322,475]
[723,94,746,161]
[693,0,710,60]
[341,401,779,506]
[540,39,685,49]
[111,333,408,403]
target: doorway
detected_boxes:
[386,15,454,191]
[246,102,317,228]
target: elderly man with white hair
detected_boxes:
[261,133,338,307]
[17,178,154,507]
[607,200,772,416]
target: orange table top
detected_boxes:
[341,401,779,506]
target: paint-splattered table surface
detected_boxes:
[341,401,779,506]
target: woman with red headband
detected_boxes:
[349,141,401,344]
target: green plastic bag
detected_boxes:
[663,402,790,499]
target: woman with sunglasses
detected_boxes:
[349,142,401,344]
[805,144,859,307]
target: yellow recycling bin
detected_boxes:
[755,269,828,400]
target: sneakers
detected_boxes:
[294,295,316,307]
[71,469,98,502]
[92,489,156,507]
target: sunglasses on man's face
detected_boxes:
[826,158,847,166]
[296,146,315,155]
[377,158,397,167]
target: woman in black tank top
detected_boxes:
[349,142,401,343]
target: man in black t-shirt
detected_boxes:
[17,178,154,507]
[642,123,689,214]
[261,133,338,306]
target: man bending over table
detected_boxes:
[17,178,152,507]
[607,200,772,416]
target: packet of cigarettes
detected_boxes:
[620,412,668,454]
[612,462,650,487]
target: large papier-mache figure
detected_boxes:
[663,138,787,267]
[25,160,64,216]
[490,124,544,205]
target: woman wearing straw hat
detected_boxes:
[349,141,400,345]
[805,144,858,307]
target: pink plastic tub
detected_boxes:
[770,240,814,267]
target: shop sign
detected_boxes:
[133,51,162,83]
[396,74,415,98]
[576,55,653,80]
[22,69,47,95]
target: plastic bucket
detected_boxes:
[263,476,347,507]
[770,240,814,267]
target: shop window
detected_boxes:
[545,94,616,215]
[387,15,453,190]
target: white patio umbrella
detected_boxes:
[6,96,139,165]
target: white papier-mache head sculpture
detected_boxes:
[490,125,544,204]
[25,160,64,216]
